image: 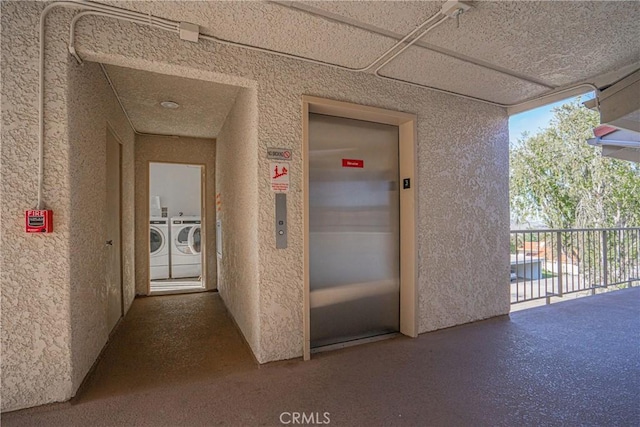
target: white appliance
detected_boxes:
[170,216,202,279]
[150,217,170,280]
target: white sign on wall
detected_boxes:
[270,162,289,193]
[267,148,292,161]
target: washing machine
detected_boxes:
[150,217,170,280]
[170,216,202,279]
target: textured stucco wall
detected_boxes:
[215,88,261,359]
[134,134,216,294]
[2,2,75,411]
[2,2,509,410]
[67,60,136,390]
[1,2,136,411]
[418,108,510,332]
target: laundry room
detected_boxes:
[135,133,217,296]
[148,162,204,293]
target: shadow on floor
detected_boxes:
[74,292,257,403]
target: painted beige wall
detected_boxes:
[134,134,216,294]
[2,2,509,410]
[215,87,261,358]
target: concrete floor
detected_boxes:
[3,288,639,426]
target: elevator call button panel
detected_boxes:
[275,193,287,249]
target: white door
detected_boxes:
[106,129,123,332]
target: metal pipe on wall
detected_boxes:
[35,0,600,210]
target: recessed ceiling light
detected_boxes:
[160,101,180,109]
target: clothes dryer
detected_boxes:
[170,216,202,278]
[150,217,170,280]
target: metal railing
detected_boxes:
[510,228,640,304]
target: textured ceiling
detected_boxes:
[102,64,239,138]
[99,1,640,108]
[411,1,640,87]
[380,46,550,105]
[102,0,399,69]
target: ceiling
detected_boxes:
[102,64,239,138]
[98,1,639,136]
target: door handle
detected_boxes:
[106,240,113,246]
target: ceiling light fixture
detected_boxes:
[160,100,180,109]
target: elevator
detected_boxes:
[308,113,401,349]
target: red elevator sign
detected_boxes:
[342,159,364,168]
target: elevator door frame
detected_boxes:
[302,96,418,360]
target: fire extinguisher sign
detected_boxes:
[270,162,289,193]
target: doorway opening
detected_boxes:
[149,162,205,294]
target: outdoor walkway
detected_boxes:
[3,288,639,426]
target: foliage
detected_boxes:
[510,99,640,229]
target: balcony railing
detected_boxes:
[510,228,640,304]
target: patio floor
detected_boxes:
[3,288,639,426]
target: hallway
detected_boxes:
[3,287,639,426]
[75,292,257,402]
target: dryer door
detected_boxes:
[150,226,165,255]
[175,226,195,254]
[187,225,202,255]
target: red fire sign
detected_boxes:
[25,210,53,233]
[342,159,364,168]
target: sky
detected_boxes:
[509,92,595,144]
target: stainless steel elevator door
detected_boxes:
[309,113,400,349]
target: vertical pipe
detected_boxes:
[593,231,598,289]
[579,230,584,292]
[537,231,541,300]
[547,231,553,305]
[625,229,629,287]
[556,231,563,298]
[528,231,531,300]
[627,229,630,287]
[631,228,640,286]
[516,232,520,302]
[629,229,632,286]
[584,231,596,295]
[570,232,575,293]
[602,230,608,289]
[592,231,596,289]
[636,229,639,285]
[519,232,524,302]
[585,231,590,289]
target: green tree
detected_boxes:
[510,99,640,229]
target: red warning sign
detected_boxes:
[342,159,364,168]
[271,162,289,192]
